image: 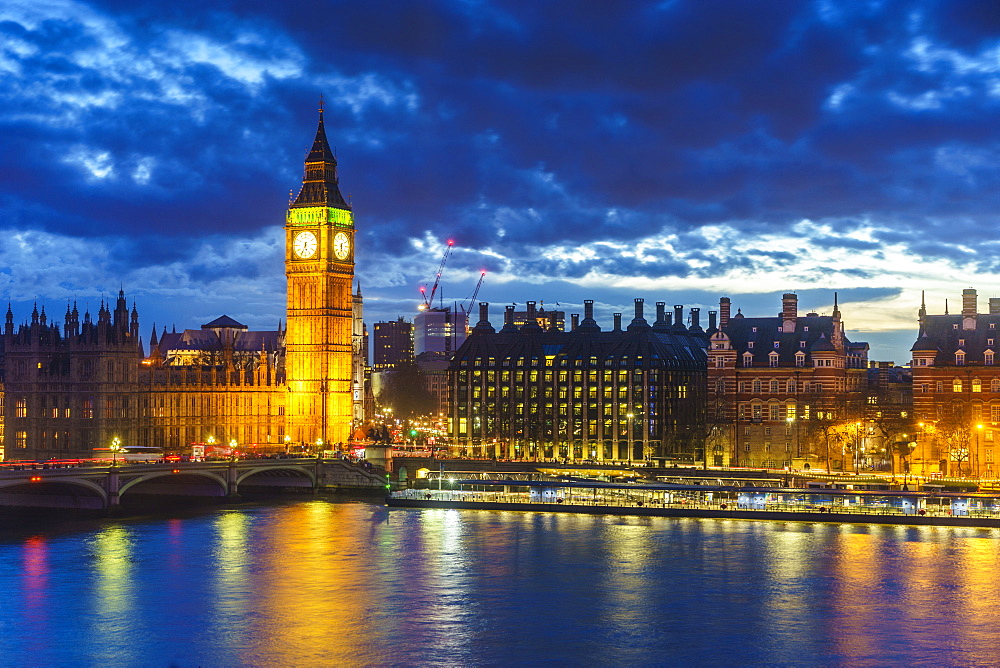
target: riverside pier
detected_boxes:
[388,478,1000,528]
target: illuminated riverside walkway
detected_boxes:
[388,479,1000,528]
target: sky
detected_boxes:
[3,0,1000,362]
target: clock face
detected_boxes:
[333,231,351,260]
[293,231,318,259]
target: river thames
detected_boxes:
[1,499,999,666]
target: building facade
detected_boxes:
[449,300,707,463]
[910,288,1000,477]
[372,318,413,370]
[707,293,870,471]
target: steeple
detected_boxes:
[291,100,350,210]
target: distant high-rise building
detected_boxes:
[373,318,414,370]
[414,307,467,358]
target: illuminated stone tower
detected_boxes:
[285,106,355,447]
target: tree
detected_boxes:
[937,404,973,477]
[376,362,436,419]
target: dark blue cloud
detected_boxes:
[2,0,1000,362]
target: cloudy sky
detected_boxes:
[3,0,1000,361]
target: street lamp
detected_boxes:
[976,423,984,478]
[316,438,324,457]
[626,413,635,464]
[110,436,122,466]
[229,439,237,461]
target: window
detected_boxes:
[739,381,749,393]
[953,324,959,330]
[769,404,781,421]
[769,379,780,393]
[752,327,757,333]
[795,353,805,367]
[787,379,795,392]
[748,342,755,349]
[993,379,1000,393]
[956,352,965,365]
[959,339,965,347]
[715,356,725,368]
[764,426,772,436]
[14,399,26,418]
[743,353,753,367]
[973,378,982,393]
[992,405,1000,423]
[987,352,995,366]
[936,381,944,393]
[954,379,963,393]
[799,341,806,348]
[769,353,779,367]
[989,339,995,346]
[753,380,762,393]
[921,383,929,394]
[774,341,780,349]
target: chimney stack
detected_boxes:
[963,288,977,330]
[719,297,731,329]
[782,293,797,333]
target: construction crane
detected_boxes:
[419,240,454,311]
[461,270,486,314]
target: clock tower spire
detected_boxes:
[285,104,356,449]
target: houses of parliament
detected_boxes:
[0,111,364,461]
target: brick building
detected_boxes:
[910,288,1000,477]
[707,293,870,470]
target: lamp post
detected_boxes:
[110,436,122,467]
[975,423,984,479]
[626,413,635,464]
[316,438,324,458]
[786,415,796,466]
[284,434,291,454]
[229,438,237,461]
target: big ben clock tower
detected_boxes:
[285,105,355,447]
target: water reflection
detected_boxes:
[4,503,1000,665]
[20,536,49,655]
[87,525,137,665]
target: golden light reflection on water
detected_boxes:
[212,510,252,636]
[88,525,137,665]
[239,500,386,665]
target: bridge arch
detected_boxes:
[236,464,316,488]
[0,476,109,507]
[118,470,229,497]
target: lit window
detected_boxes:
[974,379,982,393]
[954,379,963,393]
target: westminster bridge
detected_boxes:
[0,457,387,512]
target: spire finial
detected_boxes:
[319,94,324,114]
[921,290,926,309]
